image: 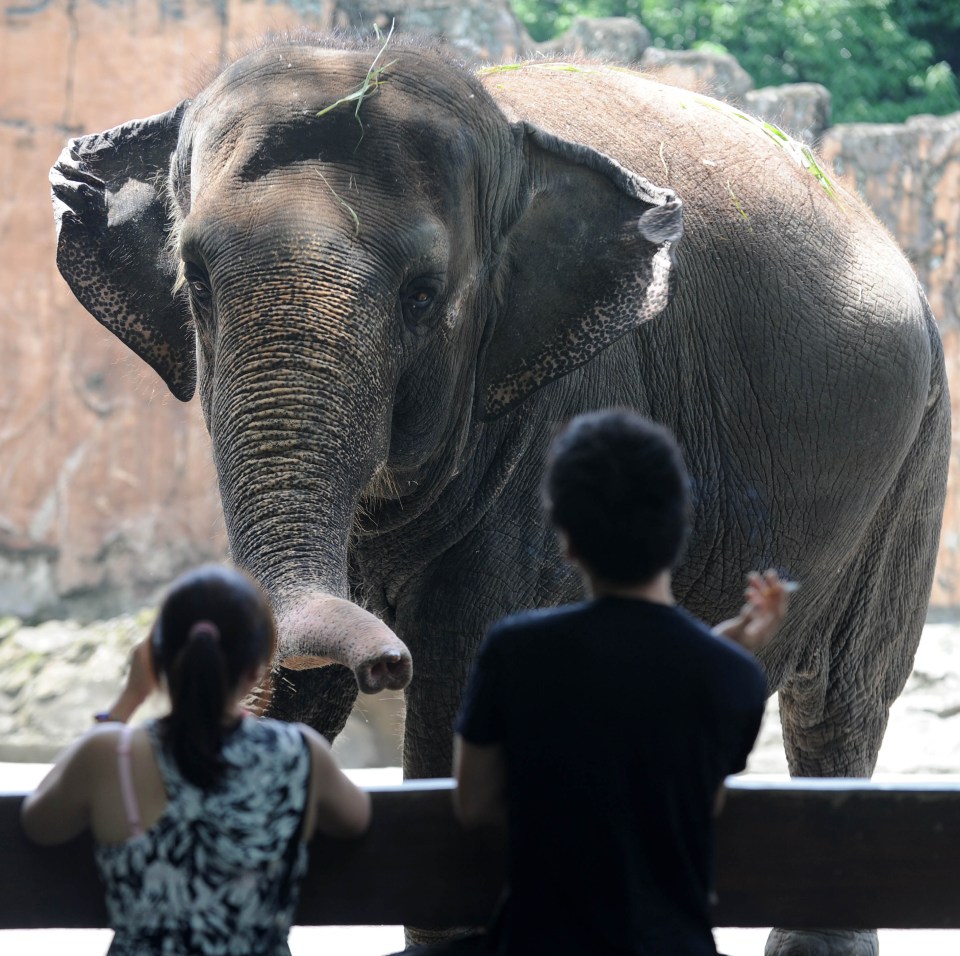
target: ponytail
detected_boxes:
[163,621,230,790]
[151,565,276,791]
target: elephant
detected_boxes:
[50,34,948,956]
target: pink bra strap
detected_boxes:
[117,725,144,839]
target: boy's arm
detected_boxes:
[452,625,508,829]
[453,733,507,829]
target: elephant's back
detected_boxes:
[479,61,915,297]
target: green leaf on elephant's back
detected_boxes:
[797,147,842,204]
[726,183,751,226]
[690,94,844,206]
[477,62,589,76]
[761,122,790,143]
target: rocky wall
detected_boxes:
[1,2,959,616]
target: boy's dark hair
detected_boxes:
[543,409,691,585]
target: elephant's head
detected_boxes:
[51,37,682,736]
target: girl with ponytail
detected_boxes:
[22,564,370,956]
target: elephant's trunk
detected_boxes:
[275,594,412,693]
[206,271,412,699]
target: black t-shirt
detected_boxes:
[456,597,768,956]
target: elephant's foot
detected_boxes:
[400,926,485,953]
[257,661,359,740]
[765,928,879,956]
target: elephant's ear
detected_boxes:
[50,101,196,402]
[477,123,683,420]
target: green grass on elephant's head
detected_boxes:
[315,21,397,128]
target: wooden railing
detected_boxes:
[1,777,958,931]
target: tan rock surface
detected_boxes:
[0,0,346,618]
[336,0,529,62]
[640,47,755,102]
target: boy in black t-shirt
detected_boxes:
[453,410,790,956]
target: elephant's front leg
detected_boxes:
[399,641,485,950]
[402,655,475,780]
[395,487,577,781]
[394,561,497,781]
[764,929,878,956]
[395,517,577,947]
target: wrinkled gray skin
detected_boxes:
[51,37,947,956]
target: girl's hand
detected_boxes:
[102,630,158,722]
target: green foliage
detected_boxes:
[509,0,960,123]
[512,1,645,41]
[890,0,960,74]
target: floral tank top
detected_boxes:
[94,717,311,956]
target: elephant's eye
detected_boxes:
[400,278,443,331]
[184,264,213,311]
[407,288,434,309]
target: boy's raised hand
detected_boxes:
[713,569,793,653]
